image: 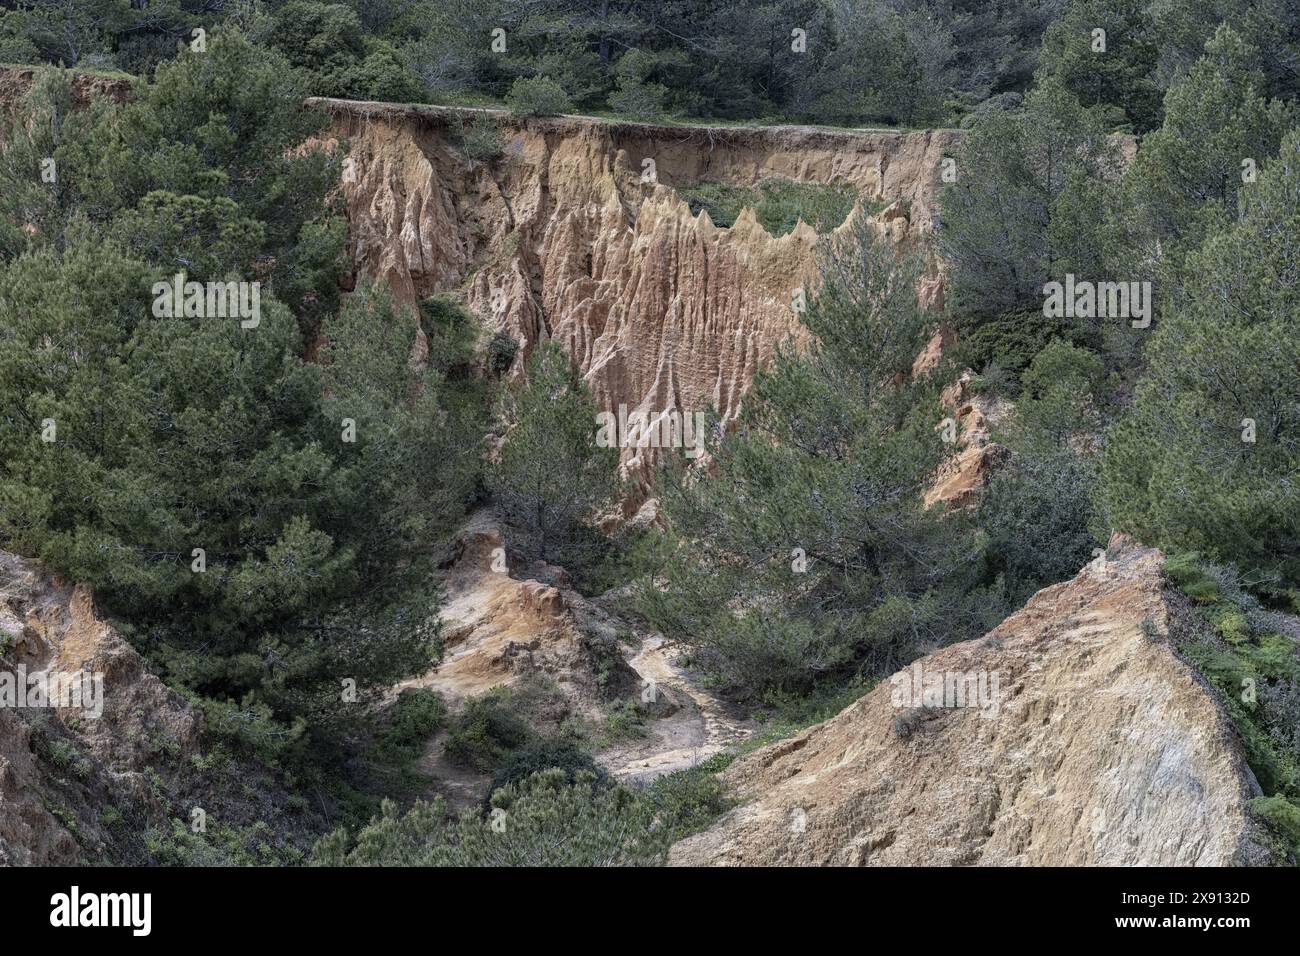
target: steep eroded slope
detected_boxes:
[668,539,1274,866]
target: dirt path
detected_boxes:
[413,729,492,812]
[598,636,757,784]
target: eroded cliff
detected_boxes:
[0,552,198,864]
[315,100,957,494]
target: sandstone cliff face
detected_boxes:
[0,73,962,500]
[316,100,957,494]
[926,369,1013,509]
[669,539,1273,866]
[0,551,199,865]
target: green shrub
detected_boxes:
[489,343,618,570]
[603,701,647,741]
[0,34,39,65]
[979,452,1100,607]
[459,114,502,162]
[1209,604,1251,644]
[99,806,123,829]
[268,2,422,102]
[443,688,533,772]
[418,295,479,374]
[1162,552,1221,602]
[373,688,446,765]
[955,313,1071,386]
[346,44,424,102]
[642,758,733,841]
[487,331,519,376]
[313,759,734,866]
[505,76,573,117]
[608,50,669,120]
[489,739,603,796]
[144,817,303,867]
[608,78,669,120]
[43,736,89,777]
[1171,552,1300,860]
[1252,795,1300,860]
[314,769,656,866]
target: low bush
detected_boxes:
[371,688,446,765]
[505,76,573,117]
[489,739,603,796]
[443,688,533,772]
[459,114,502,162]
[1168,553,1300,862]
[313,759,734,866]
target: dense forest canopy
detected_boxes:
[2,1,1294,128]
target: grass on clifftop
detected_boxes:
[0,61,135,80]
[678,176,869,237]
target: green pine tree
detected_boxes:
[489,342,619,568]
[637,220,997,698]
[1099,129,1300,591]
[1036,0,1162,132]
[939,77,1121,323]
[1115,25,1295,280]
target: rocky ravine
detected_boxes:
[926,369,1014,509]
[315,99,956,498]
[401,513,755,806]
[669,538,1275,866]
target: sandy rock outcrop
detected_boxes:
[407,512,760,801]
[412,513,642,708]
[0,551,199,865]
[925,369,1013,509]
[315,101,957,497]
[669,538,1273,866]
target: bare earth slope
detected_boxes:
[669,539,1273,866]
[0,552,198,865]
[0,65,133,109]
[402,513,755,805]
